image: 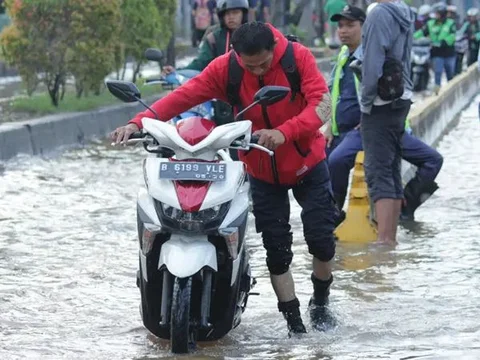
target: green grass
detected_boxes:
[10,83,164,116]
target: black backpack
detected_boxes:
[226,36,302,113]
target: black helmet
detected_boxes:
[217,0,249,17]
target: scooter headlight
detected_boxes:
[155,201,230,233]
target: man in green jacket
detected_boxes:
[164,0,248,74]
[464,8,480,66]
[414,3,457,94]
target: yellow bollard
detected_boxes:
[334,151,377,243]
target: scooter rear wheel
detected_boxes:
[171,276,193,354]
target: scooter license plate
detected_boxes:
[159,162,227,181]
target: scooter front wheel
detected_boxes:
[170,276,193,354]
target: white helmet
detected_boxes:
[447,5,457,13]
[467,8,479,17]
[418,4,432,17]
[366,2,378,15]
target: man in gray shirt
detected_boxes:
[360,0,414,245]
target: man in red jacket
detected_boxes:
[112,22,336,336]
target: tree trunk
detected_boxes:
[166,30,176,67]
[284,0,291,27]
[25,74,38,96]
[47,74,62,107]
[290,0,309,26]
[75,81,83,98]
[60,79,67,100]
[93,85,101,96]
[121,60,128,81]
[317,0,326,44]
[132,61,142,83]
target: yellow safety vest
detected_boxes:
[330,45,410,135]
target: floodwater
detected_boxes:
[1,98,479,359]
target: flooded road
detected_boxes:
[1,98,480,360]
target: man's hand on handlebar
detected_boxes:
[110,124,140,145]
[253,129,285,150]
[162,66,176,76]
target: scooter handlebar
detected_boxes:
[230,135,274,156]
[250,135,260,144]
[118,132,273,156]
[145,78,169,85]
[129,132,147,140]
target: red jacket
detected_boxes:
[129,25,330,185]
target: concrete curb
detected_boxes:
[0,93,164,161]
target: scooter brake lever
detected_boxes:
[249,143,274,156]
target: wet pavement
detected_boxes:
[1,97,480,359]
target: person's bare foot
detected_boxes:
[376,238,398,246]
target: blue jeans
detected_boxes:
[432,56,456,86]
[326,128,443,207]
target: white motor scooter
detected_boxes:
[106,79,290,354]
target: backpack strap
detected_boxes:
[280,41,301,102]
[226,41,301,117]
[227,51,244,118]
[205,32,217,56]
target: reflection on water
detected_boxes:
[1,99,480,359]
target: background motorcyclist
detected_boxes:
[414,3,457,94]
[415,4,431,31]
[446,5,460,27]
[163,0,248,75]
[464,8,480,66]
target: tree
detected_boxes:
[1,0,75,106]
[0,23,39,95]
[154,0,177,66]
[0,0,122,106]
[119,0,172,83]
[68,0,121,97]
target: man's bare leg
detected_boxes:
[313,257,332,280]
[270,271,296,302]
[375,198,399,245]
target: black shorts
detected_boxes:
[360,99,411,202]
[248,160,337,274]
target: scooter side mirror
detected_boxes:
[145,48,164,63]
[105,80,141,103]
[253,86,290,106]
[234,86,291,121]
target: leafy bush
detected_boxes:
[68,0,121,97]
[0,0,121,106]
[0,0,177,106]
[119,0,173,83]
